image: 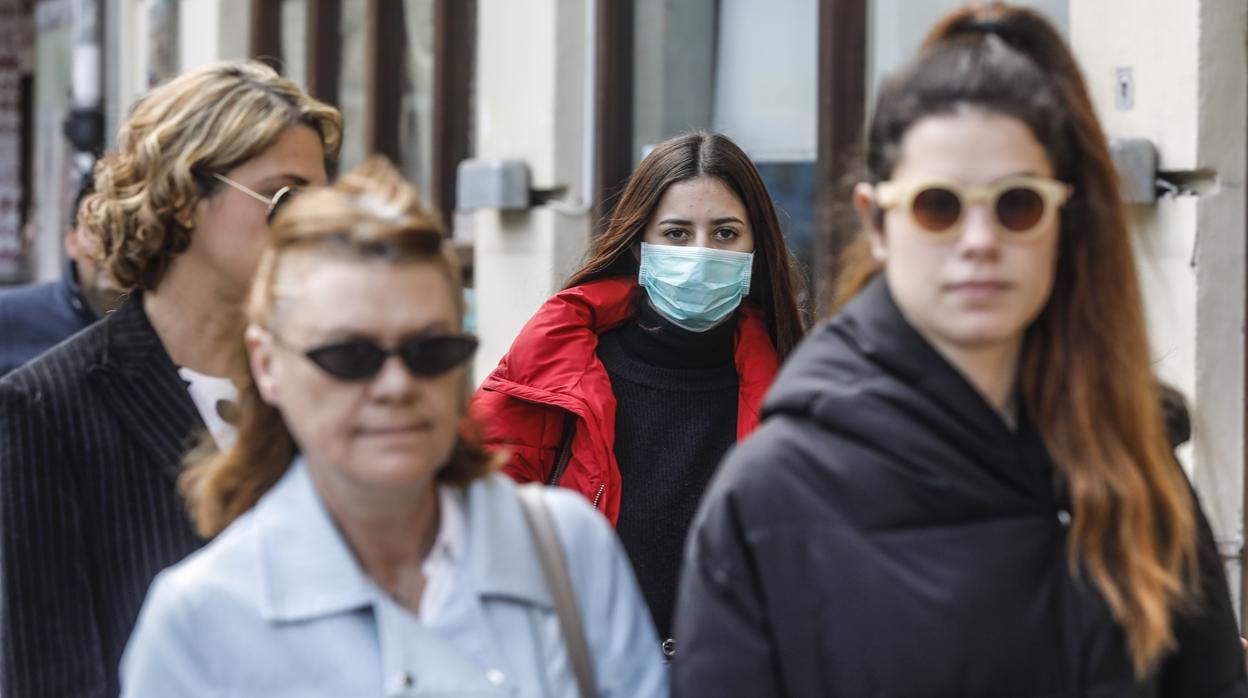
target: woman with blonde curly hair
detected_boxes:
[0,60,340,697]
[120,156,666,696]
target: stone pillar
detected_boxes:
[471,0,591,383]
[30,0,73,283]
[178,0,250,72]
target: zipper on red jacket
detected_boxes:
[591,482,605,509]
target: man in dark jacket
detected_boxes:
[0,177,124,376]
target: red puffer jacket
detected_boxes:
[472,276,779,525]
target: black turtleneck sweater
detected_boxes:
[595,300,739,643]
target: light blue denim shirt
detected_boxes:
[120,459,667,697]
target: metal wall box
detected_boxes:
[456,159,531,211]
[1109,137,1158,204]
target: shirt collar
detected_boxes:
[59,258,100,324]
[457,477,555,609]
[177,367,240,451]
[255,458,381,622]
[415,484,465,622]
[427,485,463,568]
[255,460,556,623]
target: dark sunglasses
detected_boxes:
[874,176,1072,241]
[274,333,478,381]
[212,172,301,224]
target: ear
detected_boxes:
[175,204,197,231]
[246,324,281,406]
[630,240,641,262]
[63,226,80,260]
[853,182,888,262]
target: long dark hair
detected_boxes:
[837,3,1196,676]
[564,132,806,361]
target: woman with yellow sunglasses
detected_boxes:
[673,4,1246,697]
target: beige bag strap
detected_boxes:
[516,484,598,698]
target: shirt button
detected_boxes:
[486,669,506,686]
[389,671,416,692]
[1056,509,1072,526]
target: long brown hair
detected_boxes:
[180,157,499,538]
[837,3,1198,676]
[565,132,806,361]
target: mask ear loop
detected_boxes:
[740,258,754,295]
[636,242,652,283]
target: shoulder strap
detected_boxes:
[516,484,598,698]
[547,410,577,486]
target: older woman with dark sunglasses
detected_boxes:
[119,158,667,697]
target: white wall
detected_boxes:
[104,0,144,148]
[1072,0,1248,613]
[106,0,251,145]
[471,0,592,384]
[31,0,74,283]
[177,0,249,73]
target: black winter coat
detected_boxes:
[0,260,100,376]
[0,295,206,697]
[673,277,1247,698]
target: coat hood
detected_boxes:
[766,276,1003,428]
[763,275,1051,502]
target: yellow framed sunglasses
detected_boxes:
[874,176,1073,241]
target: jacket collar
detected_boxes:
[838,275,1013,442]
[88,294,204,476]
[98,293,164,365]
[482,276,777,427]
[764,275,1056,501]
[58,259,100,325]
[481,277,638,413]
[256,464,553,623]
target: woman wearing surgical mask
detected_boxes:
[474,132,805,656]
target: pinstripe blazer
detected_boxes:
[0,295,207,698]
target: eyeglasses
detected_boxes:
[874,176,1072,241]
[271,332,479,381]
[212,172,300,223]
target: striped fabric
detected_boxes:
[0,295,207,697]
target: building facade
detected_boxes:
[6,0,1248,619]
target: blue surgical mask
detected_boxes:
[638,242,754,332]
